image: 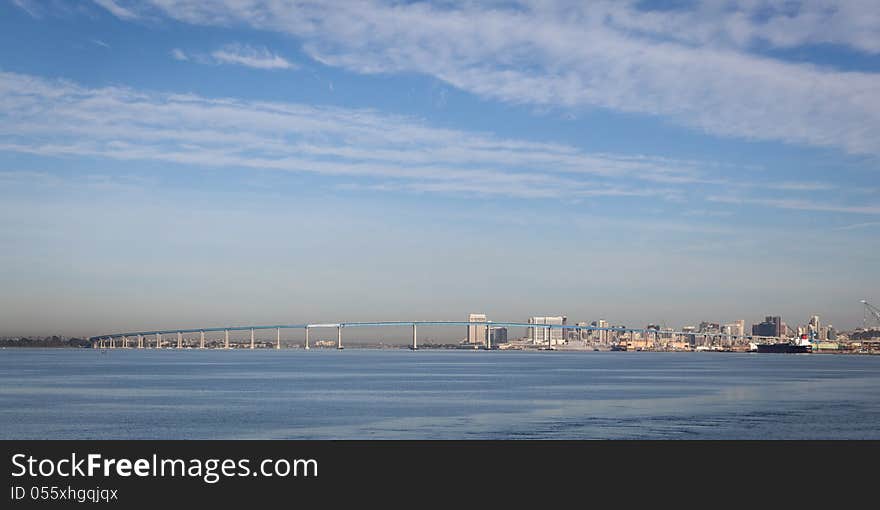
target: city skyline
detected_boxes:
[18,308,866,347]
[1,1,879,336]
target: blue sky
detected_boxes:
[1,0,878,337]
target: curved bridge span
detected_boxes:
[89,321,779,350]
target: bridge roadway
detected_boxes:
[89,321,782,350]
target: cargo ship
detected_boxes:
[756,342,811,353]
[756,335,812,353]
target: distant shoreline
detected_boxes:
[1,344,878,355]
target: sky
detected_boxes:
[1,0,878,338]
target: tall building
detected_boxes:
[491,327,508,344]
[575,322,589,341]
[722,320,745,337]
[528,316,566,345]
[467,313,487,345]
[699,322,721,334]
[752,316,782,337]
[682,326,697,347]
[826,325,836,341]
[809,315,821,340]
[590,319,609,343]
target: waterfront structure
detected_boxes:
[89,315,849,352]
[467,313,487,345]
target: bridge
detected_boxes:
[89,321,783,350]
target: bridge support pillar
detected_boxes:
[156,333,162,349]
[486,324,491,350]
[412,324,417,350]
[337,326,343,349]
[276,328,281,350]
[137,335,143,349]
[177,332,183,349]
[225,330,229,349]
[250,328,255,350]
[200,331,205,349]
[122,336,127,348]
[547,326,552,350]
[305,328,310,350]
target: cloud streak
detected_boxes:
[0,71,870,214]
[0,71,693,200]
[91,1,880,157]
[92,0,138,20]
[210,43,295,70]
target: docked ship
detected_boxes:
[756,335,812,353]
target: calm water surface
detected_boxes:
[1,348,879,439]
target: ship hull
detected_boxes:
[756,343,811,354]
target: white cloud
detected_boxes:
[170,48,188,61]
[210,43,295,70]
[0,71,731,201]
[92,1,880,157]
[91,0,139,20]
[0,71,867,214]
[580,0,880,55]
[709,196,880,215]
[10,0,42,18]
[833,221,880,230]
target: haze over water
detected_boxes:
[2,349,879,439]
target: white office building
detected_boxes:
[528,316,566,345]
[467,313,488,345]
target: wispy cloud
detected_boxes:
[0,71,870,213]
[10,0,42,18]
[91,0,138,20]
[92,1,880,156]
[833,221,880,231]
[0,71,738,202]
[709,196,880,215]
[170,44,295,70]
[594,0,880,55]
[210,43,295,70]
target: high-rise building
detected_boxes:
[699,322,721,334]
[682,326,697,347]
[590,319,610,343]
[575,322,589,341]
[752,316,782,337]
[722,321,745,337]
[528,316,566,345]
[467,313,487,345]
[491,327,508,344]
[809,315,821,340]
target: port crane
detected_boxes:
[862,300,880,329]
